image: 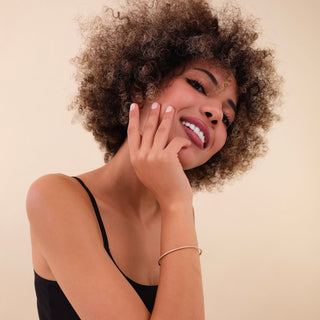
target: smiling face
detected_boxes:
[140,59,239,170]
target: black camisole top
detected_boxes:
[34,176,158,319]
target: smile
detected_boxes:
[180,117,210,149]
[182,121,205,144]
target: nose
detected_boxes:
[205,112,218,124]
[201,104,223,125]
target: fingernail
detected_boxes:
[166,106,173,113]
[151,102,158,109]
[130,103,136,111]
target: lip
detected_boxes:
[180,116,210,148]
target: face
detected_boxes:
[140,60,239,170]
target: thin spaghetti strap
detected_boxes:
[71,176,158,290]
[71,176,110,252]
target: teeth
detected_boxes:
[181,121,205,144]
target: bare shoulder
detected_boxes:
[26,173,87,222]
[26,173,101,253]
[26,173,102,250]
[27,173,76,208]
[26,173,150,319]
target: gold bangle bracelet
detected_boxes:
[158,246,202,266]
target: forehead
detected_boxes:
[188,59,235,80]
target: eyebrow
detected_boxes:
[194,67,237,113]
[195,68,218,86]
[227,99,237,113]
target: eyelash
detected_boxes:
[186,78,232,128]
[186,78,206,94]
[222,115,230,128]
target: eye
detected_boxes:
[186,78,206,95]
[222,114,231,128]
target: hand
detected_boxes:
[127,102,193,208]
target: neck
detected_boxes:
[93,140,160,222]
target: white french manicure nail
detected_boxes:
[151,102,158,109]
[166,106,173,113]
[130,103,135,111]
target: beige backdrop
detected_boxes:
[1,0,319,319]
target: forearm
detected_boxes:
[151,203,205,320]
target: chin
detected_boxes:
[178,148,208,170]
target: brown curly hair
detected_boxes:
[70,0,281,191]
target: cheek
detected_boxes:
[211,130,228,155]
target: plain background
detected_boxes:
[1,0,319,319]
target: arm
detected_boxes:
[127,102,205,319]
[152,203,205,320]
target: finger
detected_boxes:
[165,136,192,154]
[152,105,175,150]
[140,102,161,151]
[127,103,141,153]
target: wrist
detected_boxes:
[158,199,193,213]
[158,201,194,221]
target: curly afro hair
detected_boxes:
[70,0,281,191]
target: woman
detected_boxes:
[26,0,281,319]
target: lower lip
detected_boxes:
[182,125,204,149]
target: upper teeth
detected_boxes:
[181,121,205,144]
